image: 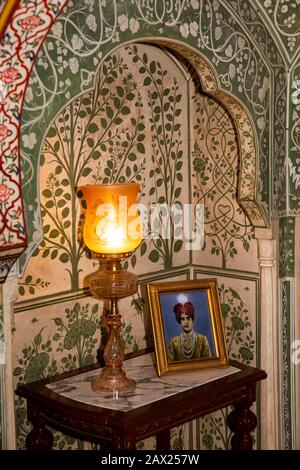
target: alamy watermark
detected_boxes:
[138,202,204,250]
[94,197,204,251]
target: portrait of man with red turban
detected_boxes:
[168,299,211,361]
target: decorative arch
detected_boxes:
[0,0,275,282]
[150,39,268,228]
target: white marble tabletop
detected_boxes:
[47,353,239,412]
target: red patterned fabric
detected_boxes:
[173,302,195,323]
[0,0,68,281]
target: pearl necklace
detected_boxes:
[180,332,196,359]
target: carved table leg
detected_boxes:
[26,401,54,450]
[112,431,136,450]
[227,403,257,450]
[157,429,171,450]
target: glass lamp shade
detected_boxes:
[77,183,141,395]
[77,183,141,256]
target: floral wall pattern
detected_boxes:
[289,63,300,214]
[19,43,190,302]
[0,0,299,451]
[12,41,258,449]
[194,273,257,449]
[257,0,300,61]
[0,0,278,282]
[191,91,256,271]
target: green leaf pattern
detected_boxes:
[192,94,254,268]
[127,45,184,269]
[173,282,255,450]
[14,43,257,451]
[14,299,141,448]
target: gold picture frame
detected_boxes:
[147,278,229,376]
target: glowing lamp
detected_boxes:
[78,183,141,395]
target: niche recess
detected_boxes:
[18,43,259,301]
[13,42,262,451]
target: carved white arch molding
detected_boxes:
[151,40,268,230]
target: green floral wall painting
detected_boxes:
[289,63,300,213]
[17,0,284,278]
[18,43,259,302]
[12,3,261,450]
[191,93,255,270]
[14,301,100,448]
[13,42,258,449]
[14,277,256,450]
[219,284,255,364]
[191,278,257,450]
[31,49,146,291]
[127,45,185,270]
[2,2,297,272]
[0,0,298,453]
[18,44,191,301]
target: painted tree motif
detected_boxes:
[14,327,57,447]
[219,284,255,363]
[31,52,146,291]
[127,45,184,269]
[18,275,50,297]
[192,93,254,268]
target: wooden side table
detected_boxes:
[16,351,266,450]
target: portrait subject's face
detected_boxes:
[180,313,193,333]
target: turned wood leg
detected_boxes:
[227,403,257,450]
[157,429,171,450]
[112,431,136,450]
[26,401,54,450]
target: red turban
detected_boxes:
[173,302,195,323]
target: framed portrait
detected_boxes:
[147,278,229,376]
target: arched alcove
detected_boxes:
[18,41,260,287]
[151,40,268,229]
[0,0,284,451]
[16,37,265,279]
[0,0,274,281]
[12,42,260,450]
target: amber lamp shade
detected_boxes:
[79,183,141,256]
[78,183,141,395]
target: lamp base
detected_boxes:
[86,260,138,396]
[87,259,138,300]
[92,310,136,396]
[91,367,136,396]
